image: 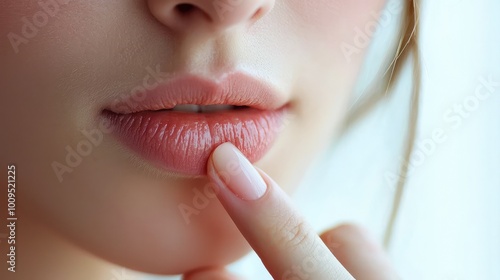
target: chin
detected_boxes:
[56,182,253,276]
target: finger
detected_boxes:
[321,224,400,280]
[183,267,242,280]
[207,143,354,280]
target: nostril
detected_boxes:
[174,3,212,23]
[175,3,195,15]
[150,1,273,32]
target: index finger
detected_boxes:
[207,143,354,280]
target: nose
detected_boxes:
[147,0,274,34]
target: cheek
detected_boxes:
[260,1,389,186]
[286,0,389,110]
[287,0,388,58]
[288,0,387,29]
[0,0,95,47]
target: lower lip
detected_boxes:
[103,108,286,176]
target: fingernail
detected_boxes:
[209,143,267,201]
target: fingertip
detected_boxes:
[208,143,268,201]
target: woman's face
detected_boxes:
[1,0,386,275]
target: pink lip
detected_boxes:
[103,73,288,176]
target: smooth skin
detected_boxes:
[184,143,400,279]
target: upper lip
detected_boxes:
[105,72,287,114]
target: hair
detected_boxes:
[383,0,420,248]
[342,0,421,248]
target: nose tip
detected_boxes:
[148,0,274,34]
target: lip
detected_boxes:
[102,72,288,176]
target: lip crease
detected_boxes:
[102,72,288,176]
